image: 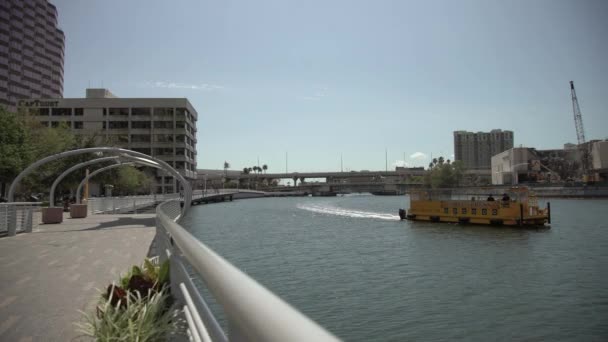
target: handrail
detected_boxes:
[156,200,338,341]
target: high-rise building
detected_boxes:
[0,0,65,111]
[19,89,198,194]
[454,129,514,169]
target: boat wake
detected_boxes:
[297,204,400,221]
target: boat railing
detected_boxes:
[155,199,339,341]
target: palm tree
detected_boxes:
[262,164,268,174]
[242,167,249,174]
[432,158,438,166]
[438,156,444,165]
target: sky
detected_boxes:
[53,0,608,172]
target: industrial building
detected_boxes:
[0,0,64,111]
[18,88,198,194]
[491,141,608,185]
[454,130,513,170]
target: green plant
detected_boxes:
[118,258,170,293]
[78,258,180,341]
[78,285,184,341]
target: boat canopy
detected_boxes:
[410,187,532,202]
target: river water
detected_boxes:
[180,195,608,341]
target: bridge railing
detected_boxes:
[0,202,42,235]
[155,199,338,341]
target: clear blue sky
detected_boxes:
[53,0,607,172]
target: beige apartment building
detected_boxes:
[454,129,514,170]
[19,88,198,194]
[0,0,65,111]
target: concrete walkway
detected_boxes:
[0,213,157,341]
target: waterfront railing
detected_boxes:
[0,202,42,235]
[155,199,338,341]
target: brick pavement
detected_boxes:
[0,213,156,341]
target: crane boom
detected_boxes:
[570,81,586,145]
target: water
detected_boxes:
[180,195,608,341]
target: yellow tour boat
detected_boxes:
[399,187,550,227]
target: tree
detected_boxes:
[262,164,268,174]
[112,166,153,195]
[0,108,31,197]
[242,167,249,174]
[424,156,466,188]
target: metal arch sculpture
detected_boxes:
[75,161,154,203]
[49,156,121,207]
[8,147,192,214]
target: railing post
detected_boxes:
[7,205,17,236]
[24,207,33,233]
[133,199,137,214]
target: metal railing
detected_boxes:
[155,200,338,341]
[0,202,42,235]
[86,194,182,214]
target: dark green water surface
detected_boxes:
[180,195,608,341]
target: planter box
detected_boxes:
[42,207,63,224]
[70,204,88,218]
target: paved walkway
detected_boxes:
[0,213,157,341]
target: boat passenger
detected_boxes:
[487,194,495,201]
[502,193,510,201]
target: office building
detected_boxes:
[19,88,198,193]
[0,0,64,111]
[454,130,514,169]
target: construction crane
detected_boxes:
[570,81,586,145]
[570,81,591,182]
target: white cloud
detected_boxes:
[393,160,408,167]
[410,152,428,160]
[142,81,225,91]
[300,85,328,101]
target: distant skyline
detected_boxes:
[53,0,608,171]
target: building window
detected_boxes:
[175,121,185,129]
[482,209,487,215]
[132,121,151,129]
[74,108,83,116]
[132,108,150,116]
[461,208,467,215]
[131,134,151,143]
[74,121,83,129]
[51,121,60,127]
[175,135,185,143]
[109,108,129,116]
[492,209,498,216]
[176,108,188,119]
[154,134,174,143]
[154,121,173,129]
[132,148,151,156]
[154,107,173,116]
[443,208,448,214]
[52,107,71,116]
[108,121,128,129]
[103,108,107,116]
[471,208,477,215]
[38,108,50,115]
[154,148,173,156]
[452,208,457,215]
